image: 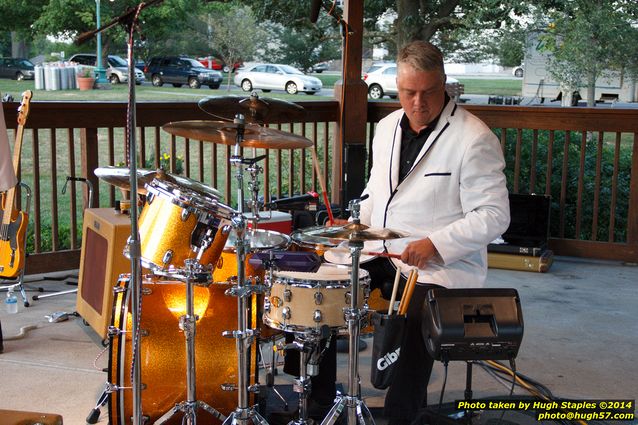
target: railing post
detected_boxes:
[81,127,100,208]
[627,133,638,246]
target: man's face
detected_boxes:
[397,64,446,132]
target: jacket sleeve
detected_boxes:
[428,129,510,264]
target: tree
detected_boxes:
[0,0,47,56]
[200,2,266,90]
[539,0,638,106]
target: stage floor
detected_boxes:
[1,256,637,424]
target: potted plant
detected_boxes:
[76,66,95,91]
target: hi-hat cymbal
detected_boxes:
[301,223,409,242]
[94,166,222,199]
[162,120,313,149]
[198,94,306,124]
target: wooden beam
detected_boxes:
[331,0,368,206]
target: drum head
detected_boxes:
[225,228,291,252]
[147,178,234,220]
[323,248,374,265]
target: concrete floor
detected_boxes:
[1,256,637,424]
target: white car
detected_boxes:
[233,63,322,95]
[363,63,460,100]
[68,53,145,85]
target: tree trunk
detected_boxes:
[11,32,27,58]
[396,0,421,48]
[586,71,596,107]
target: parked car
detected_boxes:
[197,56,242,73]
[233,63,322,95]
[310,61,329,73]
[0,58,35,80]
[144,56,223,89]
[363,63,460,99]
[68,53,145,85]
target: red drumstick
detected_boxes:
[311,146,334,225]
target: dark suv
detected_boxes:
[144,56,223,89]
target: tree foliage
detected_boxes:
[538,0,638,106]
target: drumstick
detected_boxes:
[310,146,334,225]
[387,267,402,315]
[398,268,419,316]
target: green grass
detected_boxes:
[457,78,522,96]
[0,76,524,101]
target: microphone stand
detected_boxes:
[75,2,163,424]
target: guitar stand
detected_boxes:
[0,182,32,307]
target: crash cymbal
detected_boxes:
[94,166,222,199]
[300,223,409,242]
[198,94,306,124]
[94,166,165,194]
[162,120,313,149]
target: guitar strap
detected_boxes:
[0,98,17,192]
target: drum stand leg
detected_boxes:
[258,339,289,410]
[155,262,225,425]
[286,336,320,425]
[321,241,374,425]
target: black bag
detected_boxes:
[370,312,406,389]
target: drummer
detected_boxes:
[321,40,510,425]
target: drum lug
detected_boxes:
[283,289,292,302]
[270,296,282,308]
[248,384,261,394]
[162,250,174,266]
[313,309,323,323]
[264,298,271,312]
[345,291,352,305]
[146,191,154,204]
[181,208,191,222]
[282,306,291,320]
[107,326,124,337]
[142,287,152,296]
[313,291,323,305]
[221,383,237,392]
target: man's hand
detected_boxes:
[401,238,438,269]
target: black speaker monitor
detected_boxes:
[422,288,524,361]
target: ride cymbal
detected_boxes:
[300,223,409,242]
[162,120,313,149]
[198,94,306,124]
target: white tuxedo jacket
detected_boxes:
[359,101,510,287]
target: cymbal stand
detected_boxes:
[223,114,269,425]
[321,199,374,425]
[154,259,225,425]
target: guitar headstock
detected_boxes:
[17,90,33,126]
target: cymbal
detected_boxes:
[300,223,409,242]
[198,94,306,124]
[162,120,313,149]
[94,166,222,199]
[94,166,163,194]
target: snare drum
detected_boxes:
[263,264,369,334]
[131,179,234,271]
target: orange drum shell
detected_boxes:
[108,275,257,425]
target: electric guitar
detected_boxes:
[0,90,32,278]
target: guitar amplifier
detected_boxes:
[422,288,524,361]
[76,208,131,339]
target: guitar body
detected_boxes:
[0,201,28,278]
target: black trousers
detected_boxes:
[361,258,441,420]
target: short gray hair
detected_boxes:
[397,40,445,79]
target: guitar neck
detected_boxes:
[2,91,31,226]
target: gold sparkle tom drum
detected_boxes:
[129,179,234,271]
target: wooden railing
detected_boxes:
[3,101,637,274]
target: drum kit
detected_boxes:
[95,94,408,425]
